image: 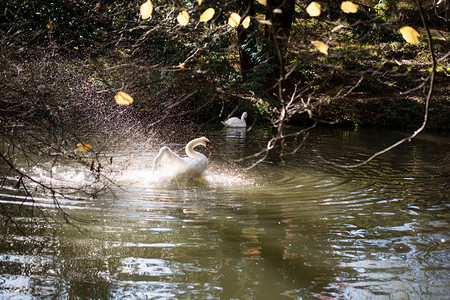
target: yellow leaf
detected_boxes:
[46,23,51,29]
[256,0,267,6]
[228,13,241,27]
[306,2,321,17]
[257,18,272,26]
[140,0,153,20]
[331,24,345,32]
[341,1,358,13]
[177,11,189,26]
[198,0,203,5]
[179,62,186,69]
[199,8,215,22]
[242,16,251,29]
[77,143,92,152]
[115,91,134,105]
[399,26,420,45]
[273,8,283,14]
[311,41,329,55]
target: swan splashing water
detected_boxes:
[152,137,213,182]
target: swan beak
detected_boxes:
[206,141,214,149]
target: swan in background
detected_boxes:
[222,112,247,128]
[153,137,212,181]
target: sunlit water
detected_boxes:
[1,126,449,299]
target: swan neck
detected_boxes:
[241,114,247,125]
[186,139,203,159]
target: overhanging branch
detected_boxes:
[322,0,437,169]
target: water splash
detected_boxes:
[116,163,255,190]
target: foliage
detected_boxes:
[0,0,447,130]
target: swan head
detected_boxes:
[198,137,212,148]
[242,112,248,119]
[188,137,213,150]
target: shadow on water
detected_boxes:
[1,125,449,298]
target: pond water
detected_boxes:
[0,125,449,299]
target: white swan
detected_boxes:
[152,137,212,181]
[222,112,247,128]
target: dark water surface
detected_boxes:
[1,126,449,299]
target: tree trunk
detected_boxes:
[266,0,295,48]
[264,0,296,105]
[237,0,255,78]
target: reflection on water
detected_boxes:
[0,126,449,299]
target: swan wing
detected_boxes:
[176,156,208,179]
[153,147,187,173]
